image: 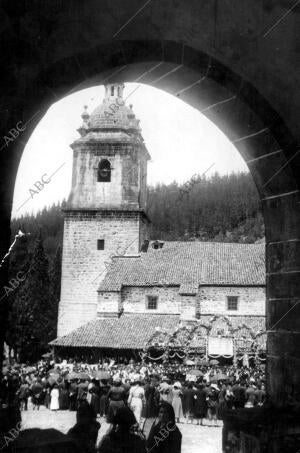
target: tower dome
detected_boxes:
[87,83,140,132]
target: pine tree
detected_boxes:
[6,228,31,357]
[13,232,51,362]
[48,246,62,341]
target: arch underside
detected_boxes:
[1,36,299,406]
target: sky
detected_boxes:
[11,83,248,218]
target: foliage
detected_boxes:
[147,172,264,243]
[8,203,64,361]
[48,246,62,340]
[7,234,52,362]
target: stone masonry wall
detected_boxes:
[121,285,266,319]
[68,144,146,210]
[58,211,142,336]
[69,149,123,208]
[122,286,182,314]
[198,286,266,316]
[97,291,121,316]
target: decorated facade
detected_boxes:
[143,316,267,364]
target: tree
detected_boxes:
[6,228,31,357]
[48,246,62,341]
[147,172,264,243]
[12,232,51,362]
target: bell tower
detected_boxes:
[57,84,150,336]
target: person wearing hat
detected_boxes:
[158,378,172,404]
[106,377,127,423]
[17,377,29,411]
[172,383,183,424]
[193,383,207,426]
[206,385,219,427]
[98,406,146,453]
[182,382,194,424]
[50,383,60,411]
[128,379,145,424]
[144,376,160,419]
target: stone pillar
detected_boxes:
[0,112,21,378]
[264,191,300,406]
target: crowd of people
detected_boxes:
[0,357,267,452]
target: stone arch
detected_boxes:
[189,323,209,352]
[233,324,256,355]
[169,325,193,349]
[145,328,171,350]
[98,159,111,182]
[232,323,255,339]
[0,3,298,405]
[208,315,234,337]
[254,330,267,352]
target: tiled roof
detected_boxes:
[50,314,180,349]
[99,242,265,292]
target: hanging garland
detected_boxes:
[236,354,267,361]
[168,351,186,359]
[256,356,266,362]
[145,352,166,361]
[143,318,266,362]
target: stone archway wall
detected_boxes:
[0,1,299,406]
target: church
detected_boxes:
[51,84,266,364]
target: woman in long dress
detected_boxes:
[59,381,70,410]
[193,383,207,425]
[172,384,183,423]
[128,380,145,424]
[144,380,160,418]
[207,386,219,427]
[182,382,194,423]
[50,384,60,411]
[107,378,126,423]
[216,383,227,420]
[99,380,109,417]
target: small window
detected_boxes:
[147,296,158,310]
[97,240,105,250]
[111,86,114,96]
[98,159,111,182]
[227,296,238,311]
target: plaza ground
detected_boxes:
[21,407,222,453]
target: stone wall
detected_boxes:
[97,291,121,317]
[58,211,143,336]
[198,286,266,316]
[120,285,265,319]
[122,286,181,314]
[68,144,147,210]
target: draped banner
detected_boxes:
[208,337,233,356]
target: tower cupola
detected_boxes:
[67,83,151,210]
[104,83,125,101]
[58,83,151,336]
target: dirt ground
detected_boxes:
[20,407,222,453]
